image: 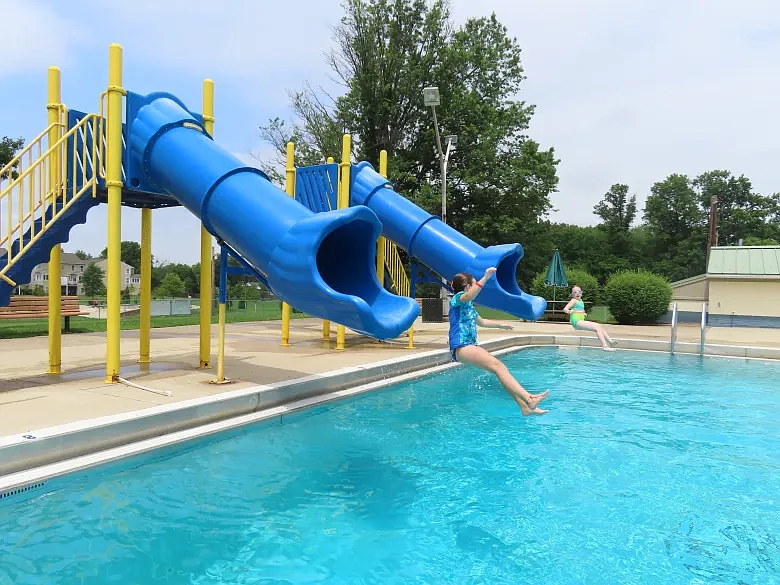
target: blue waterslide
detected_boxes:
[126,97,419,339]
[351,162,547,321]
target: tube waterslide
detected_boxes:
[126,96,419,339]
[351,162,547,321]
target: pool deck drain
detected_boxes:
[1,318,779,487]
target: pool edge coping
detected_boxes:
[1,334,778,491]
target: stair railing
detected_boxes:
[384,239,410,297]
[0,111,101,285]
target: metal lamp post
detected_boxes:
[423,87,457,317]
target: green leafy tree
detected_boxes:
[82,263,106,297]
[259,0,559,277]
[0,136,25,179]
[593,183,637,256]
[155,273,186,298]
[643,174,706,281]
[100,241,143,272]
[742,236,778,246]
[693,170,780,245]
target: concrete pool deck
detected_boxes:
[2,318,780,439]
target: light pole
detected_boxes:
[423,87,457,316]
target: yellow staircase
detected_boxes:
[0,105,103,297]
[383,238,410,298]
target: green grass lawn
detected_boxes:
[0,301,308,340]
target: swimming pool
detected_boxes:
[1,346,779,584]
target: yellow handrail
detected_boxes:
[0,106,65,179]
[0,113,100,281]
[384,239,410,297]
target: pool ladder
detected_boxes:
[670,302,708,356]
[699,302,708,356]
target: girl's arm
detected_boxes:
[459,267,497,303]
[563,298,576,314]
[476,316,513,330]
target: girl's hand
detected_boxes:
[502,324,514,331]
[484,267,497,279]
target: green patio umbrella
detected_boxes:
[543,249,568,313]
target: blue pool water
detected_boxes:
[1,347,780,584]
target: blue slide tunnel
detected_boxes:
[126,97,419,339]
[351,162,547,321]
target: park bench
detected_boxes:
[0,296,88,332]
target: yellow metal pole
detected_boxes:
[280,142,295,347]
[376,150,387,282]
[139,208,152,363]
[322,155,335,344]
[47,66,62,375]
[105,43,124,383]
[199,79,215,368]
[335,135,351,350]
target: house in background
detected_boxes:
[29,253,140,296]
[667,246,780,328]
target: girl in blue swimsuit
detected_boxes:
[449,267,549,415]
[563,285,616,351]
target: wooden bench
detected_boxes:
[0,296,88,332]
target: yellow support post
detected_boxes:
[139,208,152,363]
[199,79,215,368]
[335,135,351,351]
[322,155,335,344]
[376,150,387,282]
[105,43,124,383]
[214,302,228,383]
[47,66,62,375]
[280,142,295,347]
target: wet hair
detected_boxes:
[571,284,582,298]
[452,272,475,294]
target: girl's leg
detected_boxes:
[574,320,616,350]
[456,345,549,415]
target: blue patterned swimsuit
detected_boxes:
[448,291,479,361]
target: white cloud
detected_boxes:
[0,0,86,79]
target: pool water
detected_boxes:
[1,347,780,584]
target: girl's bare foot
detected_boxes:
[521,405,549,416]
[603,346,616,352]
[526,390,549,410]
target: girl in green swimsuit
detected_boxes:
[564,285,617,351]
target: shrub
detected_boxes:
[604,270,672,324]
[531,267,600,311]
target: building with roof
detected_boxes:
[29,253,139,296]
[668,246,780,328]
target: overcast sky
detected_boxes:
[2,0,779,264]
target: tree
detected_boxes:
[594,183,637,234]
[643,174,706,281]
[82,263,106,297]
[100,241,142,272]
[74,250,93,260]
[693,170,780,245]
[0,136,25,179]
[156,273,186,298]
[259,0,559,264]
[742,236,779,246]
